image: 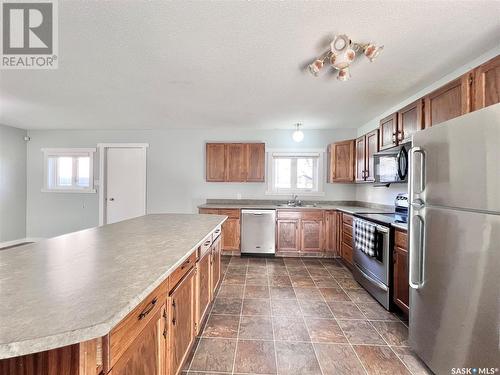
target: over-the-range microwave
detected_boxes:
[373,142,410,185]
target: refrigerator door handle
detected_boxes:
[409,214,425,289]
[409,147,426,199]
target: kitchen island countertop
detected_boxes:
[0,214,226,359]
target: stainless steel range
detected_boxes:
[352,193,408,309]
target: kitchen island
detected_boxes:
[0,214,226,375]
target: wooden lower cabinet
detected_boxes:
[211,236,222,294]
[195,251,211,334]
[199,209,240,253]
[340,213,354,267]
[110,306,166,375]
[167,268,195,375]
[324,211,340,256]
[300,219,324,252]
[276,219,300,252]
[393,229,409,315]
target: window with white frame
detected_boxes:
[267,150,324,195]
[42,148,96,192]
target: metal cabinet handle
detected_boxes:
[172,299,177,325]
[204,240,211,246]
[138,297,158,320]
[162,308,168,339]
[109,198,115,201]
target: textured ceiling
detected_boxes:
[1,1,500,130]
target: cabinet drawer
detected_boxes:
[395,229,408,249]
[199,208,219,215]
[277,210,302,220]
[169,252,196,292]
[342,213,353,226]
[212,225,222,240]
[301,210,324,221]
[342,223,353,237]
[108,281,167,369]
[342,232,353,247]
[341,242,353,264]
[219,209,240,219]
[199,235,213,259]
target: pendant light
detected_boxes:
[292,123,304,142]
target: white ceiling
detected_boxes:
[1,1,500,130]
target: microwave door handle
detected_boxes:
[397,147,408,180]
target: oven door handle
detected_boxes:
[354,263,388,292]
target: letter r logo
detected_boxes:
[2,2,53,54]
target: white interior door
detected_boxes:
[105,147,147,224]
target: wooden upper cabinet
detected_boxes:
[246,143,265,182]
[473,55,500,110]
[206,143,265,182]
[424,73,472,128]
[355,135,366,182]
[397,99,423,143]
[328,140,355,183]
[225,143,247,182]
[206,143,226,182]
[365,129,379,182]
[379,113,398,150]
[355,129,379,183]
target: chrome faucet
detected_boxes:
[287,194,302,207]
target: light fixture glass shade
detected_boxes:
[337,67,351,81]
[292,123,304,142]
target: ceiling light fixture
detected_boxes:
[307,34,383,81]
[292,123,304,143]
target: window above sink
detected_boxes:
[266,149,325,196]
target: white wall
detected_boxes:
[26,128,357,238]
[356,45,500,205]
[0,124,27,242]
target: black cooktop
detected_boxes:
[353,212,408,227]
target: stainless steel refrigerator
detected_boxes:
[408,103,500,374]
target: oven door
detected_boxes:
[352,219,391,309]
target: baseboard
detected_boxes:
[0,237,44,249]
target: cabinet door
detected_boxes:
[196,252,211,334]
[277,220,300,252]
[393,246,409,315]
[206,144,226,182]
[221,218,240,251]
[246,143,265,182]
[325,211,337,254]
[364,129,379,182]
[329,140,355,182]
[355,135,366,182]
[111,306,166,375]
[225,143,247,182]
[424,74,471,128]
[473,55,500,110]
[301,220,324,252]
[379,113,398,150]
[397,99,423,143]
[211,236,222,294]
[168,269,195,375]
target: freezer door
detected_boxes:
[411,104,500,213]
[409,205,500,374]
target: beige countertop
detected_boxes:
[198,202,394,215]
[0,214,226,360]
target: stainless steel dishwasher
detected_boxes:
[241,209,276,255]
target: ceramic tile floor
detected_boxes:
[183,256,432,375]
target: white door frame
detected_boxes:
[98,143,149,226]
